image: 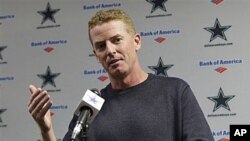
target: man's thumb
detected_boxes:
[29,85,37,94]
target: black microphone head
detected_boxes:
[90,88,100,96]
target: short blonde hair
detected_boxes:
[88,9,136,42]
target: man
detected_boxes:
[28,9,214,141]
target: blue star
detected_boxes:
[88,96,98,105]
[0,46,7,60]
[0,109,7,123]
[37,66,60,88]
[148,57,173,77]
[208,87,235,112]
[37,2,60,24]
[146,0,168,13]
[204,18,231,42]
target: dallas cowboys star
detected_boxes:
[37,2,60,24]
[208,87,235,112]
[37,66,60,88]
[148,57,173,77]
[204,18,231,42]
[146,0,168,13]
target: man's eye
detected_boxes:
[113,38,122,44]
[95,44,106,52]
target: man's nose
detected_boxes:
[106,41,116,55]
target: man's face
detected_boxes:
[90,20,141,78]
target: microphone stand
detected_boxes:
[79,110,91,141]
[71,109,91,141]
[81,123,89,141]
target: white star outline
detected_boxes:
[87,95,99,106]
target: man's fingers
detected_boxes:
[32,91,50,114]
[39,100,53,118]
[28,90,52,119]
[29,85,37,94]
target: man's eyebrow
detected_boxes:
[94,40,104,45]
[110,34,123,40]
[94,34,122,45]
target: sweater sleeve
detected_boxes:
[181,85,214,141]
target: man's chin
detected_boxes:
[109,69,127,78]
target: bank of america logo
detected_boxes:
[98,75,109,82]
[217,138,229,141]
[44,47,54,53]
[155,37,166,43]
[215,67,227,73]
[211,0,224,5]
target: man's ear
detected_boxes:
[134,34,141,51]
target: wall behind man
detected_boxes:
[0,0,249,140]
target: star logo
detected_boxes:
[37,2,60,24]
[88,95,98,106]
[146,0,168,13]
[37,66,61,88]
[0,109,7,123]
[0,46,7,60]
[204,18,231,42]
[208,87,235,112]
[148,57,173,77]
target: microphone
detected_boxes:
[71,88,105,140]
